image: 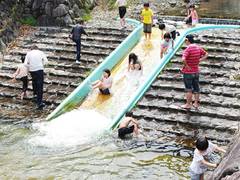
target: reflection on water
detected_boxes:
[199,0,240,19]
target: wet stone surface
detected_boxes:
[0,23,133,122]
[131,28,240,144]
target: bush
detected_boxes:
[82,13,92,21]
[20,16,37,26]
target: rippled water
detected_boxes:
[198,0,240,19]
[166,0,240,19]
[0,120,193,179]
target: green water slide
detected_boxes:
[109,24,240,130]
[47,19,240,130]
[46,19,143,120]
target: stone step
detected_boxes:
[4,54,99,65]
[0,77,75,96]
[37,26,132,35]
[164,64,237,77]
[2,60,92,75]
[0,72,82,87]
[9,45,111,57]
[145,87,240,109]
[151,80,240,105]
[0,96,54,121]
[171,58,239,71]
[175,51,240,62]
[136,116,233,144]
[137,97,240,121]
[194,37,240,47]
[21,38,118,50]
[33,32,125,44]
[35,29,129,39]
[181,44,240,54]
[157,72,240,89]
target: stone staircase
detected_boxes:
[0,26,131,122]
[131,28,240,144]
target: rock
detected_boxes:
[0,39,6,52]
[208,133,240,179]
[52,4,68,17]
[45,2,53,16]
[32,0,43,10]
[38,15,55,26]
[63,14,72,24]
[221,171,240,180]
[168,0,177,7]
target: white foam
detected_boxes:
[29,109,111,147]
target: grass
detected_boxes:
[20,16,37,26]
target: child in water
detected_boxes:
[92,69,113,95]
[118,111,140,139]
[12,55,28,100]
[186,4,199,26]
[160,32,174,58]
[189,137,226,180]
[128,53,138,72]
[159,23,177,40]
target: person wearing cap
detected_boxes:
[70,20,89,64]
[24,45,48,109]
[140,2,154,40]
[118,111,140,139]
[181,34,208,109]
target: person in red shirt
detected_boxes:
[181,35,208,109]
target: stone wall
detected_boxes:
[0,0,96,56]
[23,0,96,26]
[0,0,24,58]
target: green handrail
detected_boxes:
[46,19,143,120]
[109,24,240,130]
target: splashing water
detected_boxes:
[29,109,112,147]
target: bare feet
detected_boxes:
[193,102,199,109]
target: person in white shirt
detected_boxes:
[24,45,48,109]
[12,55,28,100]
[189,137,226,180]
[92,69,113,95]
[159,23,177,40]
[115,0,127,28]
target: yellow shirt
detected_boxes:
[141,9,153,24]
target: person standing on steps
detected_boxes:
[140,2,153,40]
[12,55,28,100]
[181,34,208,110]
[115,0,127,28]
[70,20,89,64]
[24,45,48,110]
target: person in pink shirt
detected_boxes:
[12,55,29,100]
[181,35,208,109]
[185,4,199,26]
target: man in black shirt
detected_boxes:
[70,20,88,64]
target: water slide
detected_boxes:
[46,19,240,131]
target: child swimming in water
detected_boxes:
[92,69,113,95]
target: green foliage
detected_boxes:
[20,16,37,26]
[108,0,117,10]
[82,14,92,21]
